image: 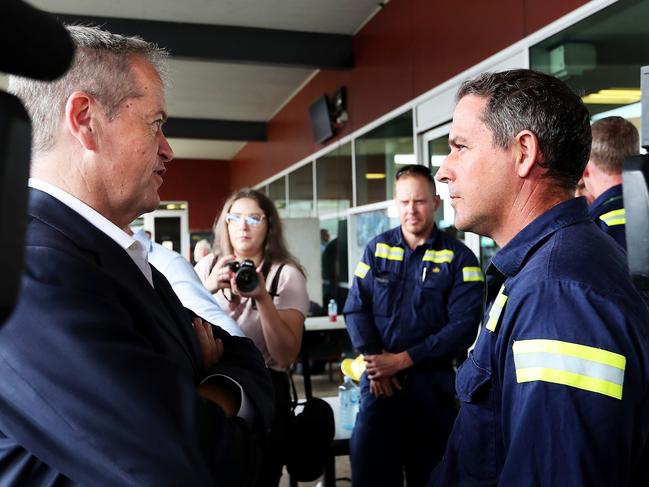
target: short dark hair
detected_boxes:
[457,69,592,191]
[395,164,436,194]
[590,116,639,174]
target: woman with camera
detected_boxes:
[195,188,309,486]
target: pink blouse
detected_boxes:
[195,254,310,371]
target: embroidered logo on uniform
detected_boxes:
[512,339,626,400]
[432,267,440,273]
[485,284,508,332]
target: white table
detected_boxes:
[322,395,353,441]
[305,315,347,332]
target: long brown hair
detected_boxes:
[213,188,305,277]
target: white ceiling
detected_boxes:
[20,0,383,160]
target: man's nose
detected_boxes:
[436,155,452,184]
[159,130,174,163]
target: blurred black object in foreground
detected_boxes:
[622,65,649,290]
[0,0,74,321]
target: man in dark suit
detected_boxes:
[0,25,273,486]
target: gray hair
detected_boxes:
[457,69,591,191]
[8,25,168,154]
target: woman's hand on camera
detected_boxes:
[204,254,236,293]
[232,263,268,301]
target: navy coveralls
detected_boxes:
[588,183,626,249]
[344,225,483,487]
[430,198,649,487]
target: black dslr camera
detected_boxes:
[228,259,259,293]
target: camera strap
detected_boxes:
[269,264,285,299]
[252,263,284,309]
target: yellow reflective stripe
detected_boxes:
[599,208,626,227]
[513,339,626,400]
[515,367,623,400]
[354,262,370,279]
[375,243,404,261]
[485,285,507,332]
[512,339,626,370]
[462,266,484,282]
[423,249,454,263]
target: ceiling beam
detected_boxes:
[54,14,354,69]
[164,117,267,142]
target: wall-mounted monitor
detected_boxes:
[308,95,335,144]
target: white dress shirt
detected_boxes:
[28,178,153,286]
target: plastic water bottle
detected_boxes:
[327,298,338,322]
[339,376,359,430]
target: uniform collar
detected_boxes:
[395,224,438,248]
[589,184,623,217]
[489,197,590,278]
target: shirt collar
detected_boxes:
[489,197,590,278]
[589,184,623,216]
[29,178,136,252]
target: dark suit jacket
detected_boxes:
[0,188,274,486]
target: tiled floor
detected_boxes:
[278,372,352,487]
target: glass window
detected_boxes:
[320,216,348,312]
[355,111,414,206]
[348,206,400,281]
[530,1,647,128]
[288,162,313,217]
[316,143,353,216]
[268,176,287,217]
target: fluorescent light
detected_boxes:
[582,88,641,105]
[365,173,386,180]
[394,154,416,165]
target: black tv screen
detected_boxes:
[309,95,334,144]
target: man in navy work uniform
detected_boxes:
[344,164,484,487]
[430,69,649,486]
[581,116,639,249]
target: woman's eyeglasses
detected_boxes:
[225,213,265,226]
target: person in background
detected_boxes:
[0,25,273,486]
[430,69,649,486]
[344,164,484,487]
[320,228,330,253]
[133,229,244,337]
[194,237,212,264]
[575,178,595,205]
[195,188,310,487]
[581,116,639,249]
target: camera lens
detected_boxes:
[235,260,258,293]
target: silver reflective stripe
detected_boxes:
[513,352,624,386]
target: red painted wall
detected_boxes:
[159,158,230,232]
[230,0,588,189]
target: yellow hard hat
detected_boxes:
[341,355,366,382]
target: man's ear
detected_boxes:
[65,91,99,151]
[432,194,441,212]
[514,130,540,178]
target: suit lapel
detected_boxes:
[28,188,201,376]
